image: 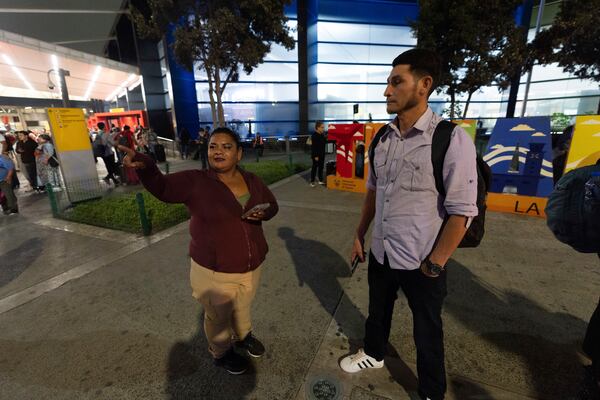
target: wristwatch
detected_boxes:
[424,258,444,276]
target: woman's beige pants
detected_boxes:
[190,259,262,358]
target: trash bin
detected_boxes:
[326,140,335,154]
[326,160,336,176]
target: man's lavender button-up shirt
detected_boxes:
[366,107,478,271]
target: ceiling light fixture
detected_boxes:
[104,73,138,102]
[83,65,102,99]
[2,54,35,91]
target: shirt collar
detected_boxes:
[388,107,434,138]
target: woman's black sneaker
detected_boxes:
[235,332,265,358]
[214,348,249,375]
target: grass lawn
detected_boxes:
[60,160,309,235]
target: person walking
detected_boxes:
[310,121,327,187]
[95,122,120,186]
[197,128,209,169]
[253,133,265,160]
[35,134,60,190]
[179,127,191,159]
[15,131,40,191]
[339,49,478,400]
[119,127,278,375]
[114,125,139,185]
[0,153,18,215]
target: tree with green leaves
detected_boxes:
[531,0,600,114]
[131,0,295,127]
[411,0,527,119]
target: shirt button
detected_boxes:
[391,179,395,183]
[386,199,389,203]
[383,218,387,222]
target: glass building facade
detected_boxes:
[172,0,599,138]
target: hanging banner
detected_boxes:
[564,115,600,173]
[47,108,102,203]
[483,117,553,198]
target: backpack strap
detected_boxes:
[368,124,390,179]
[431,120,456,197]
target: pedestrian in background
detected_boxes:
[15,131,40,191]
[0,153,18,215]
[310,121,326,187]
[35,134,60,190]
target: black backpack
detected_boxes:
[369,121,491,248]
[545,164,600,253]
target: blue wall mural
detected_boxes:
[483,117,554,197]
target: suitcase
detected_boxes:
[155,144,166,162]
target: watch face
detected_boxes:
[429,264,443,275]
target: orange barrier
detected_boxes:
[487,192,547,218]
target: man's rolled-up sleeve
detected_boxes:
[442,127,478,217]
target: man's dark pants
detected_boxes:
[364,252,447,400]
[310,156,324,183]
[101,155,119,183]
[23,162,38,189]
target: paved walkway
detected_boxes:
[0,155,598,399]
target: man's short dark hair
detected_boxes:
[315,120,324,129]
[392,48,441,95]
[97,122,105,130]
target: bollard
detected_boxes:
[135,192,152,236]
[45,183,59,217]
[288,153,293,168]
[165,161,170,174]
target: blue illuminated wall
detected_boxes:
[308,0,419,127]
[168,0,598,138]
[165,27,200,138]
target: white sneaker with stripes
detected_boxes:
[339,348,384,373]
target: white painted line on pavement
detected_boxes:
[33,218,139,243]
[278,200,360,214]
[0,220,189,315]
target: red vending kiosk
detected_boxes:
[88,110,148,131]
[326,122,384,193]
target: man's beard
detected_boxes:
[386,86,419,115]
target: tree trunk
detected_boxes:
[206,68,218,128]
[463,91,474,119]
[450,90,456,120]
[214,69,225,127]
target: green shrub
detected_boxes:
[62,160,308,234]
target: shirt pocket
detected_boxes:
[399,146,434,192]
[373,148,387,180]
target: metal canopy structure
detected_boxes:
[0,29,140,102]
[0,0,126,56]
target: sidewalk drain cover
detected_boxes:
[306,376,341,400]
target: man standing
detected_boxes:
[310,121,326,187]
[96,122,120,186]
[15,131,40,191]
[0,153,18,215]
[339,49,478,400]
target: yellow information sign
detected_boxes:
[47,108,92,152]
[564,115,600,173]
[110,107,125,113]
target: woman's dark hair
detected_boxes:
[210,127,241,148]
[97,122,106,130]
[39,134,53,143]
